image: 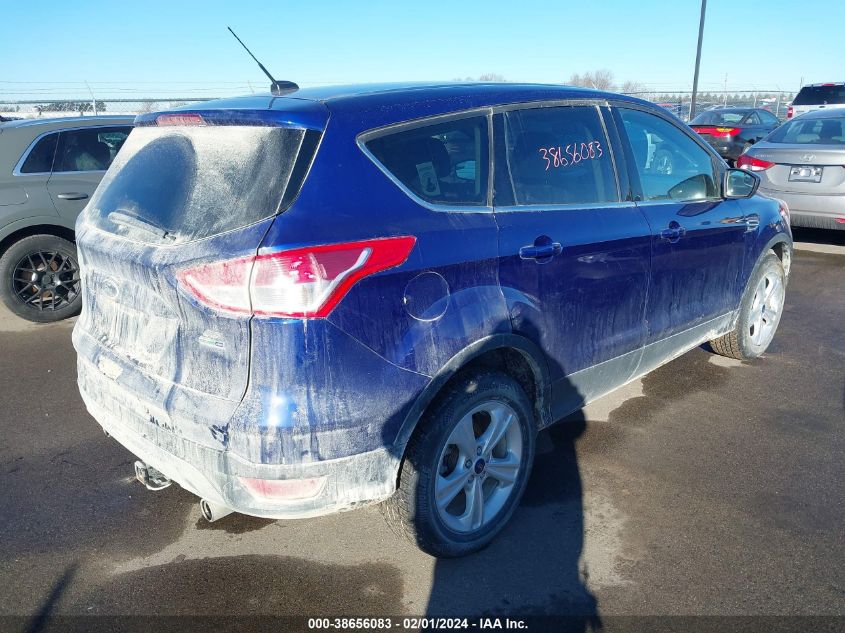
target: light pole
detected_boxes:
[689,0,707,121]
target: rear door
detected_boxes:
[493,103,652,414]
[46,125,132,222]
[612,105,747,364]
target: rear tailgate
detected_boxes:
[73,105,326,451]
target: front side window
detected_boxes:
[745,112,762,125]
[55,126,132,173]
[19,132,59,174]
[618,108,718,202]
[500,105,617,206]
[365,116,489,206]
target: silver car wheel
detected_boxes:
[434,401,523,534]
[748,271,784,349]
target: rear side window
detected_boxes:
[767,116,845,145]
[499,106,618,206]
[19,132,59,174]
[618,108,718,202]
[86,125,318,244]
[55,126,132,172]
[364,116,489,206]
[793,85,845,106]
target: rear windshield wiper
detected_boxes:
[107,211,176,241]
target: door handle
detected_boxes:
[519,241,563,262]
[56,192,89,201]
[659,222,686,243]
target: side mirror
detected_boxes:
[724,168,760,199]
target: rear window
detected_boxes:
[766,116,845,145]
[86,125,317,244]
[793,85,845,106]
[364,115,489,206]
[690,111,747,125]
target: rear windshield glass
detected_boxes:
[690,111,748,125]
[793,85,845,105]
[766,116,845,145]
[86,125,313,244]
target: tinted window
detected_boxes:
[86,125,316,244]
[766,116,845,145]
[759,110,779,125]
[19,132,59,174]
[501,106,617,206]
[366,116,489,206]
[619,108,718,202]
[793,85,845,105]
[55,126,132,172]
[691,110,747,125]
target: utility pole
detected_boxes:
[689,0,707,121]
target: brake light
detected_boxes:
[156,113,206,126]
[737,155,775,171]
[692,126,742,137]
[177,236,416,318]
[787,106,794,119]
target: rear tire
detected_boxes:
[710,252,785,360]
[384,371,536,557]
[0,234,82,323]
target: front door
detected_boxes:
[613,106,748,370]
[493,104,652,417]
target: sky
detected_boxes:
[2,0,842,101]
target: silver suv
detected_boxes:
[789,82,845,119]
[0,116,133,321]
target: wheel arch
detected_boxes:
[392,334,552,469]
[0,222,76,257]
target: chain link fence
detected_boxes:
[1,90,796,122]
[0,98,215,120]
[620,90,794,121]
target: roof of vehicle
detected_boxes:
[801,82,844,87]
[144,82,657,131]
[282,81,642,107]
[0,115,135,131]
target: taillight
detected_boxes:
[156,113,206,126]
[692,126,742,137]
[177,236,416,318]
[787,106,794,119]
[737,155,775,171]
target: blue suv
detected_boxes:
[73,83,792,557]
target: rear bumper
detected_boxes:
[78,357,400,518]
[709,139,745,161]
[760,187,845,230]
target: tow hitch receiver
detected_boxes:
[134,460,172,491]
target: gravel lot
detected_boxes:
[0,230,842,631]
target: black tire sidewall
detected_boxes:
[408,371,536,557]
[0,234,81,323]
[734,253,784,358]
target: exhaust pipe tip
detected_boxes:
[200,499,233,522]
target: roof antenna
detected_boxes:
[227,27,298,96]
